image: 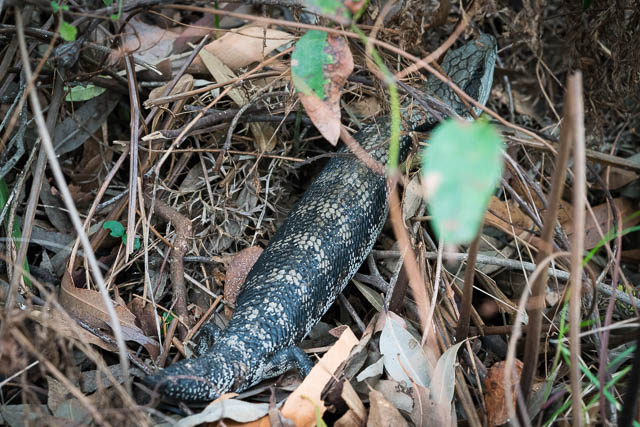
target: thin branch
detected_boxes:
[568,72,585,427]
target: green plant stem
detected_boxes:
[350,25,401,171]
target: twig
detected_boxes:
[143,195,193,340]
[567,72,585,427]
[519,72,574,412]
[455,233,480,341]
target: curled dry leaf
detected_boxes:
[484,359,523,426]
[59,273,160,358]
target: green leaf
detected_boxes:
[303,0,351,24]
[291,30,332,99]
[422,118,504,244]
[65,84,107,102]
[103,0,113,5]
[103,221,141,251]
[121,233,140,250]
[103,220,125,238]
[51,1,60,12]
[59,20,77,42]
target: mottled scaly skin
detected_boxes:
[146,35,497,402]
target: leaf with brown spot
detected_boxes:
[291,31,354,145]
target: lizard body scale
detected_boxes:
[145,34,497,402]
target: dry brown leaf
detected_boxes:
[368,388,410,427]
[128,298,159,339]
[59,273,159,357]
[225,246,263,317]
[147,74,194,131]
[485,195,534,233]
[410,382,443,427]
[340,379,366,422]
[280,327,358,426]
[335,409,363,427]
[109,17,179,67]
[296,34,353,146]
[484,359,523,426]
[198,25,293,71]
[563,197,640,249]
[29,308,117,353]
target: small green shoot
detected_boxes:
[51,1,77,41]
[103,220,141,251]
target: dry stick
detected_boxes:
[387,176,440,365]
[143,196,192,339]
[14,8,131,395]
[143,71,281,108]
[567,72,585,427]
[519,81,574,411]
[125,55,141,258]
[455,232,481,341]
[2,8,56,314]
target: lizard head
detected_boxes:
[144,351,250,402]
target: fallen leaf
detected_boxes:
[280,327,358,426]
[30,308,117,353]
[410,382,443,427]
[484,359,523,426]
[174,399,270,427]
[225,246,264,316]
[379,312,434,388]
[563,198,640,249]
[59,272,160,358]
[109,17,179,67]
[199,26,293,70]
[429,341,464,425]
[368,389,409,427]
[372,379,414,413]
